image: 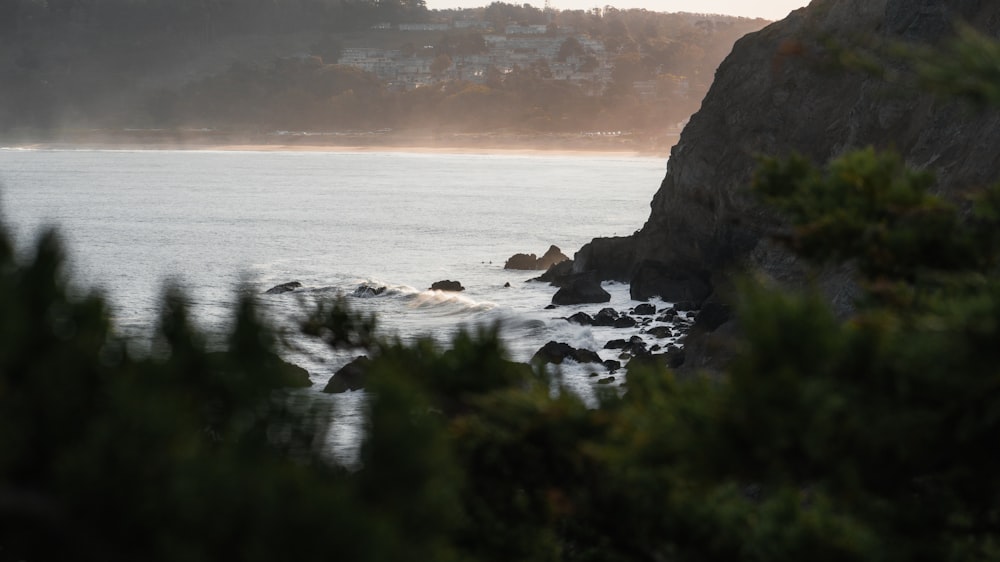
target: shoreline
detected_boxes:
[1,129,678,158]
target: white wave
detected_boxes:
[408,289,498,314]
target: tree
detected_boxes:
[4,17,1000,562]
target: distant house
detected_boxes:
[505,24,548,35]
[454,20,490,30]
[399,23,450,32]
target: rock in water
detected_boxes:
[504,245,569,270]
[322,356,371,393]
[352,283,387,298]
[532,341,602,365]
[538,245,569,270]
[551,272,610,305]
[264,281,302,294]
[430,280,464,292]
[504,253,539,270]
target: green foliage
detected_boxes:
[6,19,1000,562]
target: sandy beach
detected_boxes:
[1,128,679,158]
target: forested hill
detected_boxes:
[0,1,767,145]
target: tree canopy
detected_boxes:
[3,21,1000,562]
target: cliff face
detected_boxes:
[581,0,1000,308]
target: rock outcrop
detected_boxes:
[264,281,302,294]
[551,272,611,305]
[573,0,1000,370]
[505,245,570,270]
[430,280,464,292]
[322,356,371,393]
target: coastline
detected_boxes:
[1,128,678,158]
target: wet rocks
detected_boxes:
[551,272,610,305]
[264,281,302,294]
[505,245,570,270]
[532,341,602,366]
[352,283,387,298]
[430,280,464,292]
[633,303,657,316]
[322,356,371,393]
[566,311,594,326]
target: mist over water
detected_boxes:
[0,148,672,463]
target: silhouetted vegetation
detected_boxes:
[3,26,1000,561]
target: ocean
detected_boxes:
[0,147,680,463]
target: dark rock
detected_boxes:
[597,376,616,385]
[609,335,647,356]
[545,304,557,310]
[504,253,539,270]
[532,259,575,287]
[656,309,678,322]
[430,280,464,292]
[694,300,734,333]
[532,341,577,365]
[650,344,662,352]
[567,312,594,326]
[551,272,610,305]
[505,245,570,270]
[613,315,637,329]
[504,282,511,288]
[538,245,570,270]
[618,352,632,361]
[571,348,603,364]
[592,307,620,326]
[322,356,371,393]
[352,283,386,298]
[633,303,657,316]
[603,359,622,372]
[674,301,700,312]
[630,261,711,304]
[574,236,636,282]
[646,326,674,339]
[264,281,302,295]
[532,341,602,365]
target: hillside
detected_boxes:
[573,0,1000,367]
[0,2,767,150]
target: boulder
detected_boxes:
[646,326,674,339]
[603,359,622,372]
[566,312,594,326]
[532,341,602,365]
[538,245,570,270]
[505,245,569,270]
[592,308,620,327]
[633,303,657,316]
[264,281,302,295]
[551,273,610,305]
[352,283,386,298]
[533,259,575,287]
[532,341,576,364]
[322,356,371,393]
[430,280,464,292]
[571,348,602,364]
[613,316,637,329]
[504,253,539,270]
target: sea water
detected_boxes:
[0,148,678,463]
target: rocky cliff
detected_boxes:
[574,0,1000,369]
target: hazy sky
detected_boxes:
[426,0,813,21]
